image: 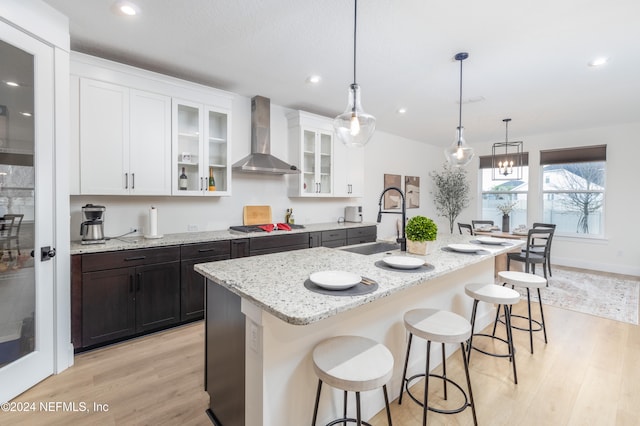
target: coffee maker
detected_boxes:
[80,204,106,244]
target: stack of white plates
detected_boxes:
[476,236,509,245]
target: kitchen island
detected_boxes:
[195,234,524,426]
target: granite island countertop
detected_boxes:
[195,233,524,326]
[70,221,376,255]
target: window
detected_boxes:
[540,145,606,237]
[479,154,529,227]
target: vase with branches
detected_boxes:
[430,163,471,234]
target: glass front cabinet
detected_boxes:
[288,111,334,197]
[172,99,231,196]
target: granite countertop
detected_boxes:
[70,222,376,255]
[195,234,524,326]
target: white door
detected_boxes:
[0,21,55,403]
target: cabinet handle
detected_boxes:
[124,256,146,261]
[200,177,204,191]
[131,173,135,189]
[125,173,128,189]
[198,248,218,253]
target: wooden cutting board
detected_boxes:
[243,205,273,225]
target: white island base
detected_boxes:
[206,255,498,425]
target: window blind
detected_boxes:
[479,152,529,169]
[540,145,606,165]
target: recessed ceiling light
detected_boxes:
[5,81,19,87]
[588,57,608,67]
[306,75,321,84]
[20,112,32,117]
[397,108,407,114]
[112,1,140,16]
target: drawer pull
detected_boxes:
[124,256,146,261]
[198,248,219,253]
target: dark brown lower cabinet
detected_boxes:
[180,241,231,322]
[79,246,181,349]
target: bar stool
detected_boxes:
[312,335,394,426]
[465,283,521,384]
[496,270,548,354]
[398,309,477,426]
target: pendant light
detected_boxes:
[492,118,523,180]
[444,52,475,166]
[333,0,376,147]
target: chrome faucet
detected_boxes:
[376,186,406,251]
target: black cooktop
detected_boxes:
[229,224,305,233]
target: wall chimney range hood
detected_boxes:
[232,95,300,175]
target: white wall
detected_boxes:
[471,122,640,276]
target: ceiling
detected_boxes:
[43,0,640,146]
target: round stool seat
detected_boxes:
[465,282,520,305]
[498,271,547,289]
[404,309,471,344]
[312,335,393,393]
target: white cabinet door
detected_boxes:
[288,111,334,197]
[334,142,365,197]
[172,100,231,196]
[129,89,171,195]
[79,79,129,195]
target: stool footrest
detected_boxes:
[326,419,373,426]
[403,373,471,415]
[500,313,544,332]
[468,333,515,359]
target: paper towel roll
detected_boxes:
[149,207,158,236]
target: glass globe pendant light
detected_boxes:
[333,0,376,147]
[444,52,475,166]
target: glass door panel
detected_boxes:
[207,109,228,192]
[0,20,55,403]
[176,104,201,192]
[303,130,316,194]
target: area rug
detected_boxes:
[502,267,640,325]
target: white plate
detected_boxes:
[512,230,529,236]
[448,243,481,253]
[382,256,425,270]
[309,271,361,290]
[476,236,508,245]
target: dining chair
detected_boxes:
[458,223,474,235]
[507,228,554,279]
[471,220,494,231]
[3,214,24,257]
[0,215,17,259]
[531,223,556,277]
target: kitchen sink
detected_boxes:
[340,241,400,255]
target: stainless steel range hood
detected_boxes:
[232,96,300,175]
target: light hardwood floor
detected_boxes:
[3,281,639,426]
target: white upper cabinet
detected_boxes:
[287,110,365,198]
[71,52,233,197]
[288,111,334,197]
[79,79,171,195]
[172,100,231,196]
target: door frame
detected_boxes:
[0,0,72,402]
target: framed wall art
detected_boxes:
[383,173,402,209]
[405,176,420,208]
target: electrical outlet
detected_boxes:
[187,224,198,232]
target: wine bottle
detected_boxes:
[288,208,295,224]
[208,166,216,191]
[179,167,188,190]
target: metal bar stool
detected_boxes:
[495,270,548,354]
[312,335,394,426]
[398,309,477,426]
[465,283,521,384]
